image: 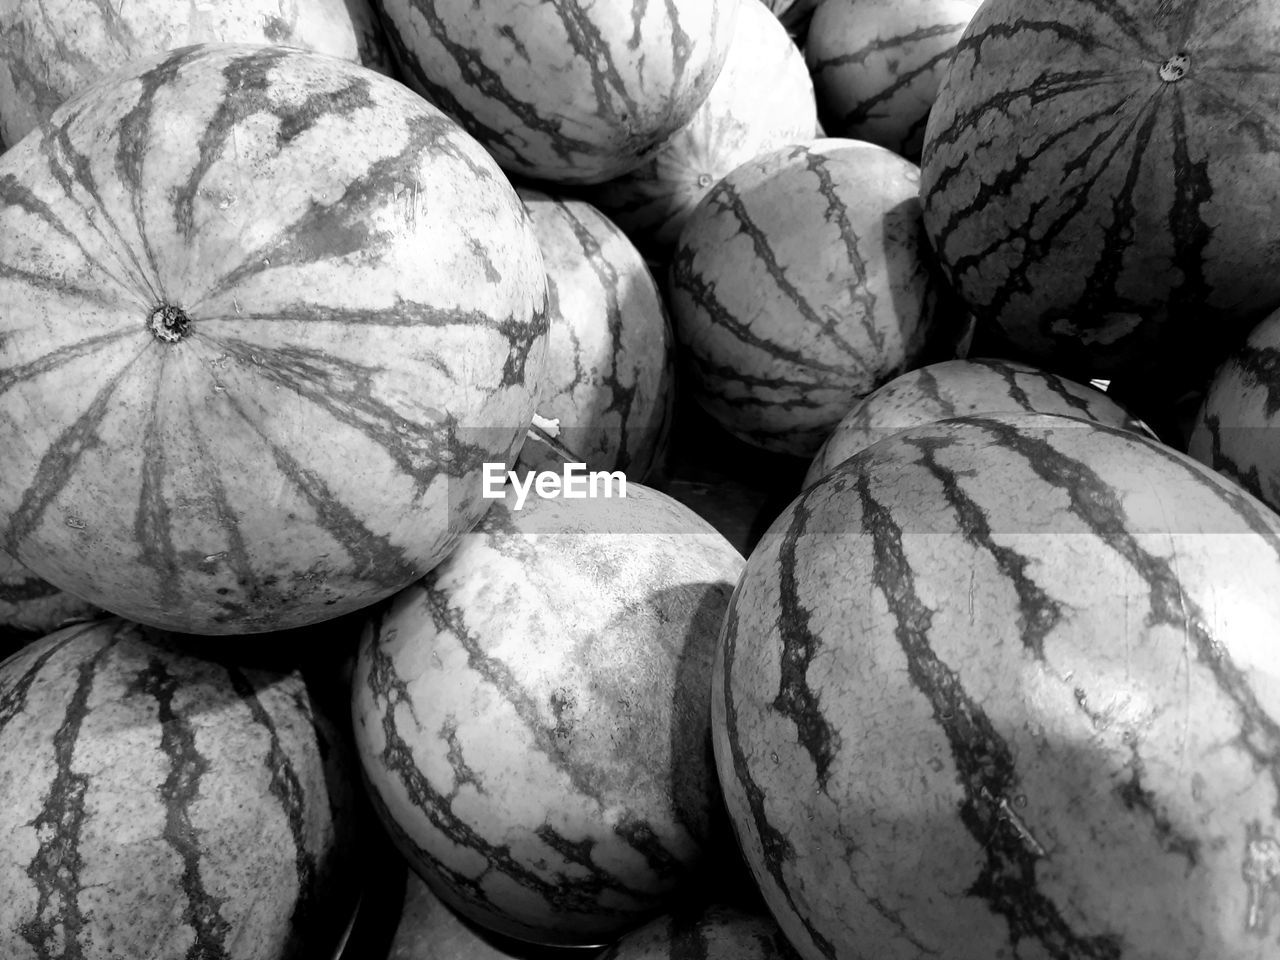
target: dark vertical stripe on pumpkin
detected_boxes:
[965,416,1280,813]
[4,342,149,554]
[903,433,1065,658]
[717,586,837,960]
[361,610,644,917]
[128,656,232,960]
[134,369,182,609]
[772,495,841,789]
[225,666,317,944]
[217,390,417,590]
[854,465,1125,957]
[18,629,119,960]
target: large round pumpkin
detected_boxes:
[0,44,549,635]
[0,0,392,146]
[714,411,1280,960]
[919,0,1280,387]
[373,0,740,184]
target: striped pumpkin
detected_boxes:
[587,0,818,254]
[598,904,800,960]
[352,483,745,946]
[515,188,675,483]
[713,411,1280,960]
[668,138,945,457]
[1188,307,1280,515]
[0,617,360,960]
[919,0,1280,387]
[0,44,550,635]
[0,548,103,638]
[374,0,739,185]
[805,0,979,161]
[0,0,392,146]
[803,357,1155,488]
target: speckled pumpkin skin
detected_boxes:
[0,618,360,960]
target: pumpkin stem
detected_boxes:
[148,303,191,343]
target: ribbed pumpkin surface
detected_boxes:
[0,44,549,635]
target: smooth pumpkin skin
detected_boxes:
[0,44,550,635]
[0,0,393,146]
[920,0,1280,387]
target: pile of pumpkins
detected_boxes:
[3,0,1280,959]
